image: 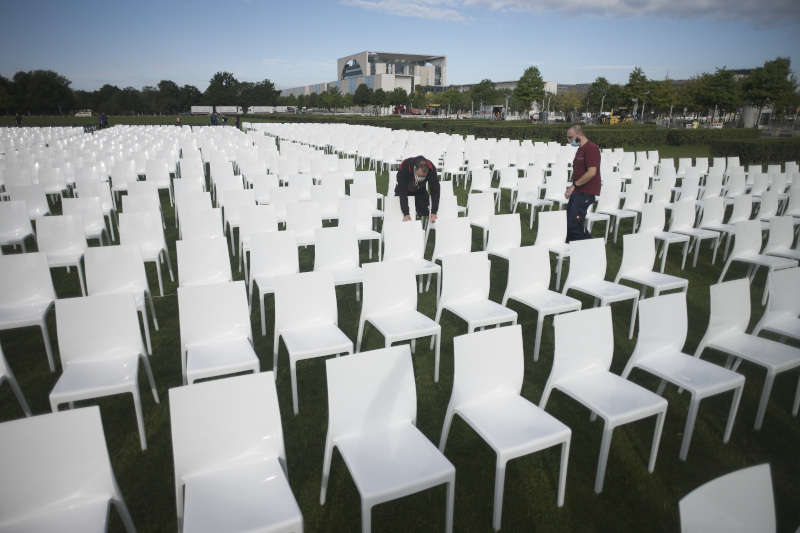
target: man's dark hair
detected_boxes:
[414,159,429,171]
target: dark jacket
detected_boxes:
[394,155,440,216]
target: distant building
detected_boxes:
[280,51,446,97]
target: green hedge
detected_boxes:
[709,138,800,165]
[666,128,760,146]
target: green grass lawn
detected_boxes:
[1,140,798,533]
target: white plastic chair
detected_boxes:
[273,270,354,414]
[595,186,638,243]
[502,245,581,362]
[178,280,259,386]
[50,292,160,450]
[468,167,500,208]
[314,226,363,300]
[118,211,175,296]
[485,213,521,262]
[338,197,381,260]
[669,200,721,268]
[0,252,57,372]
[35,214,88,296]
[638,202,690,272]
[717,220,797,304]
[320,345,455,533]
[285,200,321,247]
[123,190,166,229]
[179,207,224,242]
[144,158,174,205]
[383,219,441,301]
[169,372,303,533]
[176,191,212,234]
[176,238,233,288]
[534,209,571,290]
[679,464,775,533]
[753,267,800,343]
[222,188,256,256]
[541,306,668,493]
[7,184,51,219]
[75,180,117,241]
[762,215,800,262]
[0,406,136,532]
[356,259,443,380]
[0,200,36,252]
[238,204,279,279]
[62,196,110,246]
[440,325,570,530]
[615,232,689,298]
[430,216,472,265]
[562,237,640,339]
[249,230,300,336]
[85,244,159,355]
[434,251,517,341]
[694,278,800,430]
[0,341,32,417]
[467,192,496,249]
[622,292,744,461]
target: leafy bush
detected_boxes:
[710,138,800,165]
[667,128,760,146]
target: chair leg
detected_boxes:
[291,360,299,414]
[493,461,507,531]
[629,297,638,339]
[723,385,743,444]
[679,396,701,461]
[557,440,570,507]
[595,424,614,493]
[534,313,545,362]
[754,373,776,430]
[648,409,666,473]
[434,333,441,383]
[40,322,56,372]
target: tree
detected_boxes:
[327,86,342,111]
[693,68,742,118]
[308,92,319,110]
[178,85,202,112]
[155,80,181,114]
[435,89,464,114]
[513,67,546,113]
[117,87,143,115]
[742,57,798,125]
[204,71,239,105]
[648,78,678,116]
[468,79,500,107]
[353,83,371,111]
[371,88,387,109]
[388,87,409,107]
[93,84,122,115]
[239,79,279,106]
[411,86,426,109]
[586,77,611,113]
[12,70,73,114]
[623,67,651,112]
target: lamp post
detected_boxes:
[505,94,510,118]
[668,90,677,128]
[599,91,606,115]
[632,98,638,122]
[641,91,650,123]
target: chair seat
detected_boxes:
[547,242,570,256]
[636,350,745,396]
[731,253,796,270]
[0,494,111,533]
[443,299,517,330]
[0,301,52,328]
[51,354,140,402]
[186,337,259,384]
[44,250,84,266]
[336,422,455,501]
[758,314,800,340]
[412,258,440,276]
[569,279,640,304]
[368,310,440,341]
[765,248,800,262]
[653,231,690,244]
[556,371,668,425]
[619,270,688,293]
[280,324,352,360]
[183,459,303,533]
[709,333,800,373]
[457,392,571,456]
[325,266,363,287]
[507,289,581,315]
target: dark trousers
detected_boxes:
[566,192,595,242]
[396,189,430,217]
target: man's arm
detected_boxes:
[428,168,440,215]
[573,166,597,187]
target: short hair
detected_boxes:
[414,159,429,172]
[571,125,585,136]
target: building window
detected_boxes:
[342,59,363,80]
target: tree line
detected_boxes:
[1,58,796,122]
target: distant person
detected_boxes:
[176,115,181,126]
[234,115,240,129]
[564,125,601,242]
[98,112,104,130]
[210,112,218,126]
[15,112,21,126]
[222,114,228,126]
[692,119,699,129]
[394,155,440,223]
[102,113,109,129]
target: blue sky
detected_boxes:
[1,0,798,92]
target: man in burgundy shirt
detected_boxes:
[564,125,601,242]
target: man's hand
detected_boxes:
[403,215,412,222]
[429,213,437,223]
[565,185,574,200]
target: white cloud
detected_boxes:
[261,59,283,65]
[343,0,800,25]
[571,65,637,70]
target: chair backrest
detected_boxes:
[451,324,524,407]
[431,217,472,262]
[169,372,286,529]
[222,188,256,221]
[55,292,144,366]
[285,201,321,242]
[119,211,168,249]
[252,174,280,204]
[239,204,278,241]
[638,203,666,234]
[728,194,753,224]
[274,270,339,332]
[176,238,232,287]
[326,344,416,439]
[0,251,56,306]
[504,245,552,298]
[618,232,657,277]
[628,292,688,369]
[178,280,253,356]
[76,181,114,212]
[0,200,34,241]
[669,201,698,232]
[338,198,374,232]
[763,216,794,253]
[679,464,775,533]
[707,278,751,340]
[594,185,621,213]
[384,219,425,261]
[441,251,491,304]
[699,196,725,226]
[725,172,746,198]
[549,306,614,387]
[563,237,607,285]
[361,259,418,316]
[470,167,493,189]
[249,230,300,281]
[466,191,495,221]
[730,220,762,259]
[498,167,518,188]
[123,191,161,215]
[622,180,645,210]
[486,213,521,253]
[7,184,49,218]
[314,226,360,271]
[758,190,778,219]
[127,179,160,199]
[85,244,149,298]
[180,207,224,240]
[534,209,567,246]
[0,406,126,525]
[35,214,87,256]
[62,196,106,230]
[764,267,800,317]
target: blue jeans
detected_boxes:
[566,192,595,242]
